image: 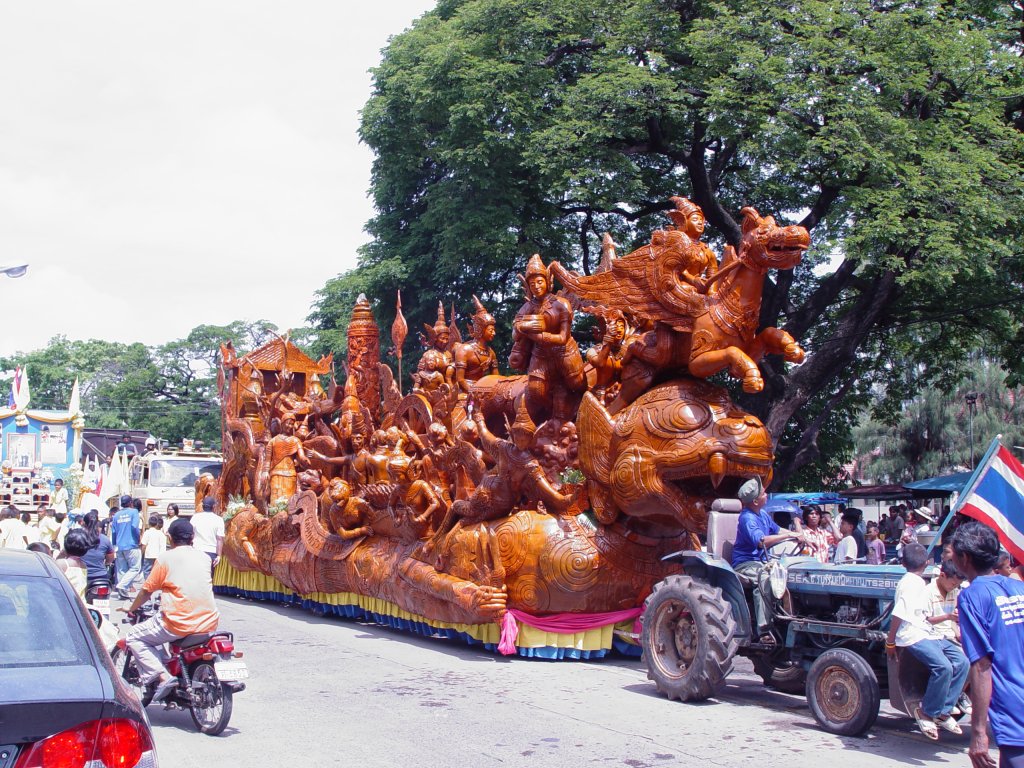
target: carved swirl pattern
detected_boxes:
[509,573,550,612]
[642,400,710,440]
[539,537,600,593]
[493,514,532,574]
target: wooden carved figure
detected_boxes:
[508,254,586,424]
[453,295,499,400]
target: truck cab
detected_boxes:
[128,447,222,517]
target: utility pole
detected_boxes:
[965,391,979,469]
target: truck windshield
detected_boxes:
[150,459,222,488]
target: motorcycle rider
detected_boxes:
[122,518,220,703]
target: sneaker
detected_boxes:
[151,677,178,703]
[935,715,963,736]
[957,693,973,716]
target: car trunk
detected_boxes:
[0,665,106,744]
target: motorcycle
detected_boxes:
[85,575,111,618]
[112,598,248,736]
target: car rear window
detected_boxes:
[0,577,92,668]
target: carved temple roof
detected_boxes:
[243,338,332,375]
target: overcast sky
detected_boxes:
[0,1,436,358]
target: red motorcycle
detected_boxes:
[112,600,248,735]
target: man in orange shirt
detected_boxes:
[123,518,220,702]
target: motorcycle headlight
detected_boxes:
[769,561,789,600]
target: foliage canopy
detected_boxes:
[315,0,1024,486]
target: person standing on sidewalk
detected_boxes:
[952,522,1024,768]
[111,494,142,599]
[190,496,225,577]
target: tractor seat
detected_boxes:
[707,501,741,563]
[174,632,216,649]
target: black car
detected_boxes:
[0,549,159,768]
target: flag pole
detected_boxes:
[925,434,1003,556]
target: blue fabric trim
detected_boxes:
[215,585,615,660]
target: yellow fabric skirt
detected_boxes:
[214,560,635,656]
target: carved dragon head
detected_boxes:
[739,207,810,272]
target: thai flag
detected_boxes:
[960,444,1024,563]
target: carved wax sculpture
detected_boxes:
[509,254,586,424]
[452,295,499,401]
[348,294,381,418]
[217,195,802,628]
[551,200,809,409]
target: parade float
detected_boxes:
[210,198,810,658]
[0,368,84,511]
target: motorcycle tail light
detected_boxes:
[201,653,215,661]
[13,718,155,768]
[96,586,110,598]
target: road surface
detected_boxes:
[141,595,975,768]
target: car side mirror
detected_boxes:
[88,608,103,629]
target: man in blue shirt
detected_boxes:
[952,522,1024,768]
[731,477,804,641]
[110,494,143,600]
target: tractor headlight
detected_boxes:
[769,561,789,600]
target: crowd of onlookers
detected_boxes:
[0,495,224,601]
[778,500,1024,577]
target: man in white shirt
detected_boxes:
[886,543,968,740]
[37,508,60,547]
[190,496,225,576]
[0,507,29,549]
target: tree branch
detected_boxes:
[540,39,601,67]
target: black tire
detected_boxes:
[111,647,153,707]
[806,648,880,736]
[188,662,233,736]
[752,655,807,694]
[641,574,739,701]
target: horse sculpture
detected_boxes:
[551,204,810,412]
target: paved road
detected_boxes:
[139,595,976,768]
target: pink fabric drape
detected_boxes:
[497,607,644,655]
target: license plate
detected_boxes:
[214,661,249,681]
[93,599,110,615]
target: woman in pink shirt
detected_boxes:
[802,506,834,563]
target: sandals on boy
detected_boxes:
[935,716,963,736]
[914,707,939,741]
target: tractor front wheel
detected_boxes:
[806,648,880,736]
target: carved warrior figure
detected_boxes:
[509,254,586,423]
[266,415,309,506]
[446,397,574,527]
[417,302,454,382]
[452,295,499,399]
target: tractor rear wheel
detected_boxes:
[641,574,738,701]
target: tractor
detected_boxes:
[640,500,935,736]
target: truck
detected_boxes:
[127,447,223,517]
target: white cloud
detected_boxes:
[0,0,435,357]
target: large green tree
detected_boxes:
[854,357,1024,483]
[312,0,1024,486]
